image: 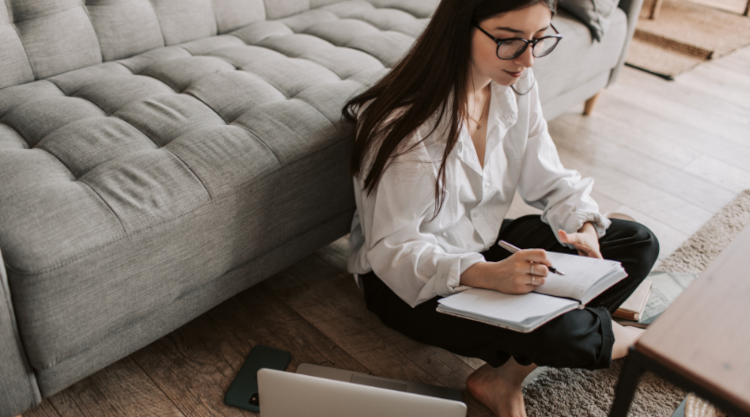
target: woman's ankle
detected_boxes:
[507,359,537,385]
[611,320,645,359]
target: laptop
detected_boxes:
[297,363,464,401]
[257,364,467,417]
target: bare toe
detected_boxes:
[466,363,528,417]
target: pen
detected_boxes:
[497,240,565,275]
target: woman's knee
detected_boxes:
[632,221,659,257]
[629,223,660,276]
[604,219,660,265]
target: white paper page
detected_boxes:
[533,252,622,301]
[437,288,578,324]
[580,268,628,304]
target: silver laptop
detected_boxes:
[257,364,467,417]
[297,363,464,401]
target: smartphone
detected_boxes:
[224,345,292,412]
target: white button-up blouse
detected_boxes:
[347,71,611,308]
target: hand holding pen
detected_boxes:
[498,240,566,276]
[460,241,555,292]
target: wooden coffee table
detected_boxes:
[609,223,750,417]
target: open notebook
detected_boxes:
[436,252,628,333]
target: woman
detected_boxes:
[341,0,660,415]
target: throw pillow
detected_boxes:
[558,0,621,42]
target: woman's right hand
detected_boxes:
[460,250,552,294]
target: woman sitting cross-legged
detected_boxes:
[341,0,660,416]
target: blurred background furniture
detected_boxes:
[609,223,750,417]
[649,0,749,18]
[0,0,642,415]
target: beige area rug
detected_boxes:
[625,0,750,79]
[522,190,750,417]
[657,189,750,273]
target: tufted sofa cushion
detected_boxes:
[1,0,253,87]
[0,0,435,393]
[0,0,436,89]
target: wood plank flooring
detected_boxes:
[22,45,750,417]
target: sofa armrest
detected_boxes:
[608,0,645,85]
[0,248,41,417]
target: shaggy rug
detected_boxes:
[522,190,750,417]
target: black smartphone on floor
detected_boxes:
[224,345,292,413]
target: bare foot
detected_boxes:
[466,359,536,417]
[611,320,646,359]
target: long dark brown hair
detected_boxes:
[342,0,556,219]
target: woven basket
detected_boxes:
[685,393,728,417]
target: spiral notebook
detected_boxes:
[436,252,628,333]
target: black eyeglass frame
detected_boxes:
[473,23,563,60]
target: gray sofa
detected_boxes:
[0,0,642,415]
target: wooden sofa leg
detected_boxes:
[744,0,749,16]
[649,0,663,19]
[583,91,602,116]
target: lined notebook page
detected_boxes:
[533,252,622,301]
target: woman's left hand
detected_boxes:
[558,222,603,259]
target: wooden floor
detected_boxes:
[22,46,750,417]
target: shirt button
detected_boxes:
[484,182,490,190]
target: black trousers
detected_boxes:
[361,215,660,370]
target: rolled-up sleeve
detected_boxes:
[359,147,485,308]
[516,84,611,248]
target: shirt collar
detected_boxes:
[489,80,519,136]
[455,81,519,173]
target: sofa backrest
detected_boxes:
[0,0,353,90]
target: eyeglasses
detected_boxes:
[473,23,562,60]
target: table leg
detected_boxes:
[609,348,646,417]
